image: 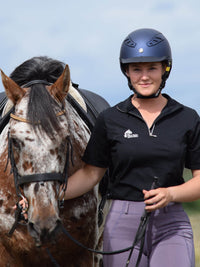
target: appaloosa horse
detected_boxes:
[0,57,110,267]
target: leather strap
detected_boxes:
[18,172,64,186]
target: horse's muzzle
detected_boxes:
[28,217,62,247]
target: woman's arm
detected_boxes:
[63,164,107,200]
[143,169,200,211]
[168,169,200,202]
[14,164,106,215]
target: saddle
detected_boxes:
[0,82,109,131]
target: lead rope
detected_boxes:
[125,176,159,267]
[125,210,150,267]
[46,248,60,267]
[20,177,158,266]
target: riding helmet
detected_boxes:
[119,28,172,98]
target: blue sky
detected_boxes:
[0,0,200,113]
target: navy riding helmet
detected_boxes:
[120,28,172,98]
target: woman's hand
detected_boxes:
[143,187,173,212]
[13,198,28,221]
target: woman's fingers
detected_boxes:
[13,198,28,220]
[143,188,172,211]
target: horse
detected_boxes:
[0,57,111,267]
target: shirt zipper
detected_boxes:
[148,124,157,137]
[128,112,158,137]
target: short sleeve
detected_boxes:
[82,111,109,168]
[185,111,200,170]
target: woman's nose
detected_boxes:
[140,70,149,79]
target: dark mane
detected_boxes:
[10,56,66,138]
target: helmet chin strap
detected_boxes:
[128,73,167,99]
[128,80,162,99]
[134,87,161,99]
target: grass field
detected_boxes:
[189,212,200,267]
[179,169,200,266]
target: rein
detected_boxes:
[47,177,158,267]
[46,202,152,267]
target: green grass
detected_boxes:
[183,168,200,266]
[189,213,200,267]
[183,168,200,212]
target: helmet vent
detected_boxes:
[124,37,136,48]
[147,35,164,47]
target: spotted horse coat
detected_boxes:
[0,64,110,267]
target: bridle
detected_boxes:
[6,108,73,211]
[10,110,65,123]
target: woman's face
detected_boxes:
[126,62,165,97]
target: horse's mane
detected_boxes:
[10,56,66,138]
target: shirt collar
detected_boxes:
[116,94,184,116]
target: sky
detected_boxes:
[0,0,200,113]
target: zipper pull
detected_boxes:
[149,124,157,137]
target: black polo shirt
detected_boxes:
[82,94,200,201]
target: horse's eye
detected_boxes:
[12,138,23,150]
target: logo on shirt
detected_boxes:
[124,129,139,139]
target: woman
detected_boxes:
[64,28,200,267]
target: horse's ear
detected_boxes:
[0,69,26,104]
[49,64,70,102]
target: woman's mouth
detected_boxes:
[139,83,152,88]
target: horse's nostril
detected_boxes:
[28,217,62,245]
[28,221,40,236]
[28,221,42,247]
[28,222,35,231]
[56,219,61,226]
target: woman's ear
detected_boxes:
[125,65,130,77]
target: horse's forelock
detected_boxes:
[27,85,62,138]
[10,56,65,87]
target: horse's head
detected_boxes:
[1,62,73,246]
